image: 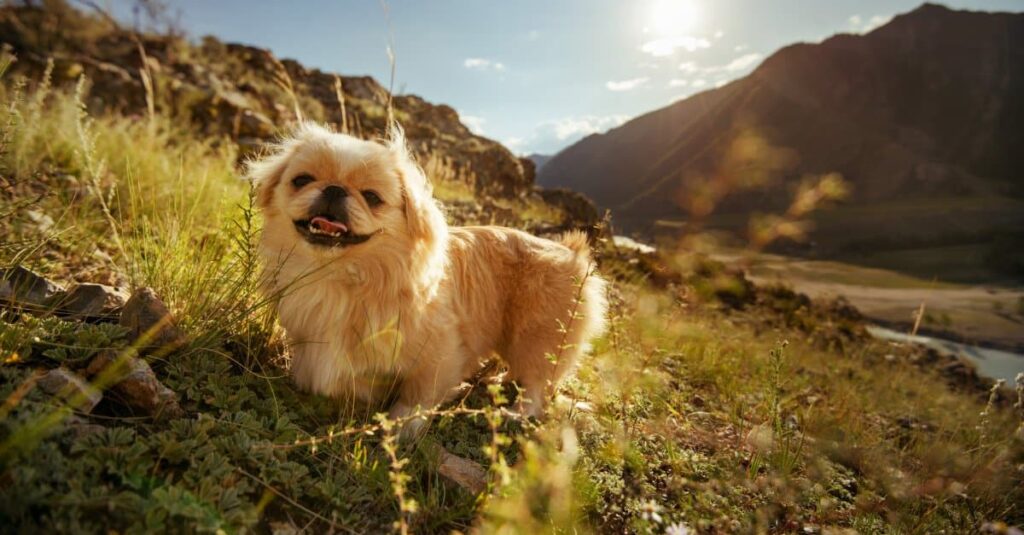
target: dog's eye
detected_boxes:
[361,190,384,207]
[291,174,315,189]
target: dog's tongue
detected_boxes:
[310,216,348,234]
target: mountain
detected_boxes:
[538,4,1024,281]
[526,153,552,171]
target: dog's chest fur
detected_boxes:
[270,259,417,401]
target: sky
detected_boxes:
[115,0,1022,156]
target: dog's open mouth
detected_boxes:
[293,215,374,247]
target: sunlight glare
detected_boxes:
[648,0,700,36]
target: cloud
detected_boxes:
[721,52,763,72]
[606,77,649,91]
[848,14,891,34]
[713,30,725,40]
[511,115,632,155]
[523,30,541,41]
[691,79,707,88]
[640,35,710,57]
[693,53,763,75]
[459,113,486,135]
[734,44,748,52]
[668,79,689,87]
[678,61,699,73]
[503,137,525,151]
[463,58,506,71]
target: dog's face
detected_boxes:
[251,123,444,265]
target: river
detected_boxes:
[867,326,1024,384]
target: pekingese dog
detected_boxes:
[250,123,607,434]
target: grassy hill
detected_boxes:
[1,4,1023,534]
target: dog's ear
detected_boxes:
[388,128,446,246]
[248,123,328,209]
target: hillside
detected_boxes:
[1,2,1023,534]
[0,1,544,198]
[538,4,1024,282]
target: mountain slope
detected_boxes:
[538,4,1024,279]
[0,1,535,197]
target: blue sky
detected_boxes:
[118,0,1021,155]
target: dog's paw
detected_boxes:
[388,402,430,440]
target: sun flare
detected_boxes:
[648,0,700,36]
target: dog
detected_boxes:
[250,122,607,435]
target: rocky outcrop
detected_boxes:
[0,1,535,197]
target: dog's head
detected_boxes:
[250,123,447,277]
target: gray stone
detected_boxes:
[85,350,183,419]
[119,287,186,352]
[0,266,64,310]
[437,447,487,494]
[37,368,102,413]
[52,283,129,319]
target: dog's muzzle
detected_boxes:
[293,185,375,247]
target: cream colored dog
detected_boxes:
[251,123,606,433]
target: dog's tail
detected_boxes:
[559,230,592,258]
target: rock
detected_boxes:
[518,157,537,185]
[0,266,64,310]
[119,287,186,352]
[65,415,105,437]
[537,188,601,230]
[51,283,129,319]
[37,368,102,413]
[437,448,487,494]
[85,350,183,419]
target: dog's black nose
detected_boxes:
[311,185,350,224]
[322,185,348,201]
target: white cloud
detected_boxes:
[722,52,763,72]
[463,58,506,71]
[714,30,725,39]
[606,77,649,91]
[678,61,699,73]
[668,79,689,87]
[524,29,541,41]
[734,44,748,52]
[691,53,763,76]
[715,79,728,88]
[640,35,710,57]
[691,79,707,88]
[460,113,486,135]
[503,137,524,151]
[848,14,891,34]
[512,114,632,154]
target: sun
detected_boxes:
[647,0,700,36]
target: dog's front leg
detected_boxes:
[388,354,466,439]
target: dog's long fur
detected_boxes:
[251,123,606,431]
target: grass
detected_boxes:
[0,56,1022,534]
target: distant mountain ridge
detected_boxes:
[537,3,1024,280]
[526,153,552,171]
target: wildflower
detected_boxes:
[639,500,663,523]
[664,522,690,535]
[3,352,20,364]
